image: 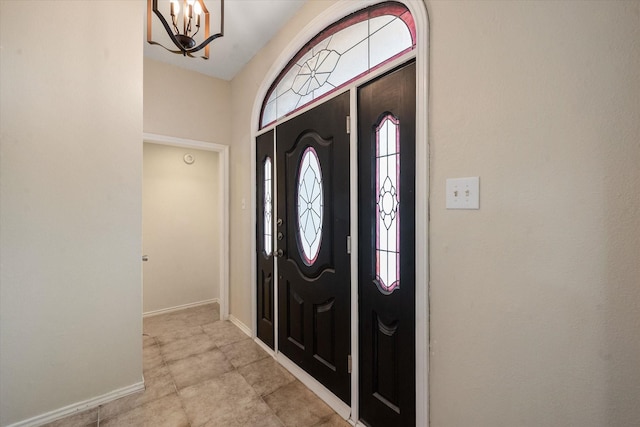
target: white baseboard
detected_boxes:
[228,314,252,337]
[254,337,276,357]
[277,353,352,421]
[8,380,145,427]
[143,298,220,318]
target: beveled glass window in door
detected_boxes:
[376,114,400,293]
[260,2,416,129]
[297,147,324,266]
[264,157,273,256]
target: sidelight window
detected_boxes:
[264,157,273,256]
[375,114,400,293]
[297,147,323,266]
[260,2,415,129]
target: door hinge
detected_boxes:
[348,355,352,373]
[346,236,351,254]
[346,115,351,134]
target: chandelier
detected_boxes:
[147,0,224,59]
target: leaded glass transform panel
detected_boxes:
[376,115,400,293]
[297,147,323,266]
[263,157,273,256]
[260,2,416,129]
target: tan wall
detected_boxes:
[0,1,144,425]
[428,1,640,425]
[230,0,640,425]
[143,143,220,313]
[144,58,231,144]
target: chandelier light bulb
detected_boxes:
[170,0,179,16]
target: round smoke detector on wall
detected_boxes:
[183,153,195,165]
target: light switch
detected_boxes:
[446,177,480,209]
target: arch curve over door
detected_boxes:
[259,2,416,129]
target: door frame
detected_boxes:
[250,1,429,425]
[143,133,230,320]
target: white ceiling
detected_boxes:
[144,0,308,80]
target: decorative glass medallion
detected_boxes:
[260,2,416,128]
[263,157,273,256]
[375,115,400,293]
[297,147,323,266]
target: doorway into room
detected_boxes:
[143,135,230,319]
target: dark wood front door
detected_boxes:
[276,92,351,404]
[358,62,416,426]
[256,130,275,349]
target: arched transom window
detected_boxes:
[260,2,416,129]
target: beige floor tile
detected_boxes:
[143,314,186,337]
[237,356,296,396]
[180,371,282,427]
[155,324,206,346]
[41,408,98,427]
[100,394,189,427]
[219,338,269,368]
[99,366,176,420]
[167,349,234,389]
[160,332,216,362]
[143,343,164,375]
[143,360,171,381]
[202,320,249,347]
[178,305,220,327]
[312,413,351,427]
[263,381,334,427]
[143,334,157,348]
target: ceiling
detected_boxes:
[144,0,308,80]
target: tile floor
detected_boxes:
[43,303,350,427]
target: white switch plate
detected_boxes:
[446,177,480,209]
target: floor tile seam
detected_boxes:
[175,384,195,427]
[97,388,180,425]
[256,388,287,427]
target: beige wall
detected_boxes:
[230,0,640,425]
[0,1,144,425]
[143,143,220,313]
[144,58,231,144]
[428,1,640,425]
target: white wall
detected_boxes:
[0,1,144,426]
[230,0,640,426]
[143,143,220,313]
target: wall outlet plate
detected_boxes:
[446,177,480,209]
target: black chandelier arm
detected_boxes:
[147,39,189,56]
[151,0,189,54]
[186,32,223,55]
[171,15,180,35]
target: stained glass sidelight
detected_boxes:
[264,157,273,256]
[297,147,324,266]
[376,115,400,293]
[260,2,416,129]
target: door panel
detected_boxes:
[256,131,275,349]
[358,62,416,426]
[277,92,351,404]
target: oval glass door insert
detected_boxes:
[297,147,324,266]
